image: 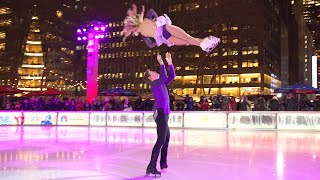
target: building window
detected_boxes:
[222,36,227,43]
[231,26,238,30]
[0,43,5,51]
[0,7,11,15]
[0,32,5,39]
[0,19,12,26]
[222,48,227,56]
[222,24,227,31]
[253,46,259,54]
[232,38,238,43]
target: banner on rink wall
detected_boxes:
[107,112,143,126]
[90,112,107,126]
[0,112,23,125]
[184,112,227,128]
[277,112,320,130]
[143,112,183,127]
[23,112,58,125]
[57,112,89,125]
[228,112,276,129]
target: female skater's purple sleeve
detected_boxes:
[146,8,158,20]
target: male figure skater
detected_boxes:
[144,52,176,177]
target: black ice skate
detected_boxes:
[160,162,168,170]
[146,166,161,177]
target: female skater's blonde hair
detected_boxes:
[122,15,141,42]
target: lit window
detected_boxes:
[0,43,6,50]
[222,48,227,56]
[0,19,12,26]
[231,26,238,30]
[222,36,227,43]
[56,10,63,18]
[253,46,259,54]
[242,47,247,55]
[232,38,238,43]
[0,32,5,39]
[222,24,227,31]
[232,48,238,56]
[0,7,11,15]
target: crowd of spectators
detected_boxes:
[1,93,320,111]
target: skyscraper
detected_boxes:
[85,0,283,97]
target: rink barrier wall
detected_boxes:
[0,111,320,130]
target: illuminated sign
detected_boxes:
[184,112,227,128]
[24,112,57,125]
[57,112,89,125]
[107,112,143,126]
[143,112,183,127]
[0,112,23,125]
[90,112,107,126]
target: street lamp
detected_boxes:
[76,21,107,103]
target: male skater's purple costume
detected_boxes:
[147,63,176,173]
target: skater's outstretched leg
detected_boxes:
[167,37,190,46]
[165,24,220,52]
[165,25,201,46]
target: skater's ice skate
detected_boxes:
[160,162,168,170]
[146,166,161,177]
[200,36,220,53]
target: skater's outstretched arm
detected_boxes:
[145,8,158,20]
[138,5,145,23]
[164,52,175,85]
[157,54,168,84]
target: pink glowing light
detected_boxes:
[77,37,82,41]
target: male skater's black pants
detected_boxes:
[148,108,170,168]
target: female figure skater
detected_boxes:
[122,4,220,53]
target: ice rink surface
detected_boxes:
[0,126,319,180]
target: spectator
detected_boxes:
[255,97,267,111]
[123,97,133,111]
[269,96,282,111]
[75,98,84,111]
[175,99,185,111]
[83,100,91,111]
[221,97,231,111]
[14,100,22,110]
[313,96,320,111]
[230,97,237,111]
[239,95,251,111]
[284,93,298,111]
[144,96,153,110]
[21,98,33,110]
[102,97,111,111]
[185,97,194,111]
[134,96,144,110]
[199,97,209,111]
[91,99,100,111]
[169,94,175,111]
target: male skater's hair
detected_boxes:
[143,70,152,84]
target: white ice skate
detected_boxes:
[200,36,220,53]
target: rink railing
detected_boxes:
[1,111,320,130]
